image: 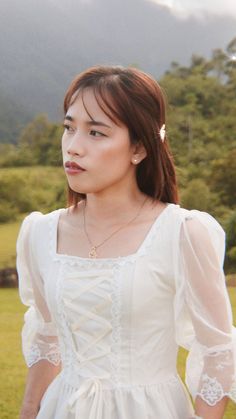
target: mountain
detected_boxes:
[0,0,235,142]
[0,92,32,144]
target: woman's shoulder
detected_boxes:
[169,203,224,232]
[168,204,225,262]
[18,208,65,244]
[166,203,225,245]
[17,208,66,260]
[23,207,65,225]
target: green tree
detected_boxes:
[210,150,236,207]
[19,114,62,166]
[180,179,217,212]
[225,210,236,272]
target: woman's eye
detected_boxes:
[63,123,74,132]
[90,130,105,137]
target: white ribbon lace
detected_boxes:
[61,270,115,418]
[68,376,108,419]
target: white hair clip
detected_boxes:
[159,124,166,142]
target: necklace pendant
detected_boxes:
[89,246,97,258]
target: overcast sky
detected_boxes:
[149,0,236,19]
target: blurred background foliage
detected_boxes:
[0,39,236,272]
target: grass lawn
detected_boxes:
[0,289,27,419]
[0,288,235,418]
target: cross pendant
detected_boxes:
[89,246,97,258]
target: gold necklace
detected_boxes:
[83,197,148,258]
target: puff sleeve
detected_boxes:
[16,212,61,368]
[174,209,236,406]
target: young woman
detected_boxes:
[17,66,236,419]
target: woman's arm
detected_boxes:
[175,210,236,419]
[17,213,62,418]
[19,360,61,419]
[194,395,229,419]
[176,212,235,418]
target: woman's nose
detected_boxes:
[67,131,85,157]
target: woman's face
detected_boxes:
[62,88,138,195]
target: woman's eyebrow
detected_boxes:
[86,120,112,129]
[64,114,112,129]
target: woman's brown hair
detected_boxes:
[63,65,179,205]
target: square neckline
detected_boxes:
[52,203,177,262]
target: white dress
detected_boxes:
[16,203,236,419]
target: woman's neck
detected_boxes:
[82,189,148,227]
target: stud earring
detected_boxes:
[133,158,139,164]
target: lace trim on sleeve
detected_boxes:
[26,342,61,367]
[186,339,236,406]
[196,373,236,406]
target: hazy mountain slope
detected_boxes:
[0,90,32,143]
[0,0,235,130]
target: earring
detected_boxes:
[132,158,139,164]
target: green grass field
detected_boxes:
[0,288,235,418]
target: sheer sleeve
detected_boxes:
[174,209,236,406]
[16,212,61,368]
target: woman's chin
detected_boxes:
[68,183,97,195]
[69,186,88,194]
[67,179,113,195]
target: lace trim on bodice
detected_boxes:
[110,265,122,385]
[49,204,176,268]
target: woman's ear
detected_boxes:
[131,143,147,165]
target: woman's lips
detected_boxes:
[64,161,86,174]
[65,168,85,174]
